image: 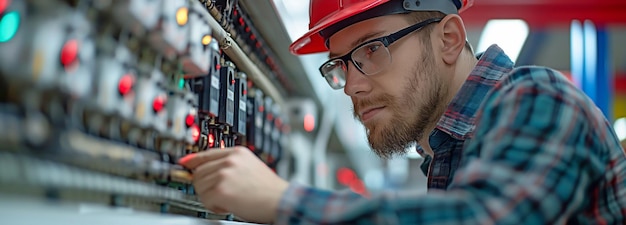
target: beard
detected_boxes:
[353,52,448,159]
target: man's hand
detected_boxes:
[179,146,289,223]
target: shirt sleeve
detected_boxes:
[274,67,609,225]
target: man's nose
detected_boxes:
[343,61,372,97]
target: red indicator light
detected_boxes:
[349,179,367,196]
[215,63,221,71]
[118,74,134,95]
[238,17,244,26]
[336,167,355,185]
[208,133,215,148]
[242,89,247,96]
[259,106,264,112]
[60,39,78,67]
[152,95,166,112]
[191,124,200,143]
[185,113,195,127]
[0,0,10,14]
[304,113,315,132]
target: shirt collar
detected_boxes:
[434,44,515,140]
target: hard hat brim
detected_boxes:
[289,0,390,55]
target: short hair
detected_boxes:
[403,11,474,54]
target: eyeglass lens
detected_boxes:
[321,41,391,89]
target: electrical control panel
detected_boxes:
[0,0,291,223]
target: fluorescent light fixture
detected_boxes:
[614,117,626,141]
[477,19,529,62]
[272,0,334,101]
[272,0,311,42]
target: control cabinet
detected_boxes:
[0,0,291,223]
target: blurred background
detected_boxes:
[0,0,624,224]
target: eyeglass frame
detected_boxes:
[318,17,443,89]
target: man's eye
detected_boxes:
[367,45,380,53]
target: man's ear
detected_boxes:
[435,14,467,65]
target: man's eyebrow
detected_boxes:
[328,31,385,59]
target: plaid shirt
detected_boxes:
[275,45,626,224]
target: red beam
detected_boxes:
[617,75,626,95]
[461,0,626,28]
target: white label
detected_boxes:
[227,90,234,101]
[211,76,219,89]
[240,101,246,112]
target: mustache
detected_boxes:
[352,94,394,120]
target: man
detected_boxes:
[179,0,626,224]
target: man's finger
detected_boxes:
[192,157,230,183]
[179,148,232,169]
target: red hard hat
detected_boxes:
[289,0,473,55]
